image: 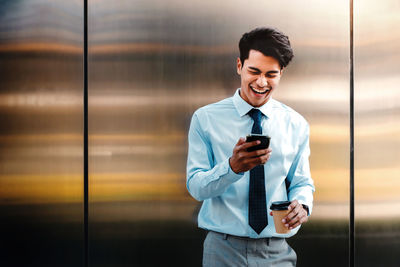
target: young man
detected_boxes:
[186,27,315,266]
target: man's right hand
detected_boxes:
[229,137,272,174]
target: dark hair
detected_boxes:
[239,27,294,69]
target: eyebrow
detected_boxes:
[248,66,280,74]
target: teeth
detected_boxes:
[250,85,269,94]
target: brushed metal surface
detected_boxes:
[354,0,400,265]
[0,0,84,266]
[88,0,350,266]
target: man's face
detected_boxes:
[237,49,282,107]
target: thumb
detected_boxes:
[237,137,246,146]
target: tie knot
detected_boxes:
[248,109,263,134]
[248,109,262,124]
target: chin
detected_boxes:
[252,93,272,106]
[240,87,272,107]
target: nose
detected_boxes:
[256,75,268,87]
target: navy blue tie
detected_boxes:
[248,109,268,234]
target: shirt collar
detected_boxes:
[232,88,274,119]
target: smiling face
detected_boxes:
[237,49,282,107]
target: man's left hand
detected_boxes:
[269,200,308,230]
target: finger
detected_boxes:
[285,201,299,218]
[283,210,297,223]
[288,201,302,218]
[288,213,301,227]
[233,138,246,154]
[289,220,301,229]
[259,151,272,163]
[247,149,268,158]
[239,140,261,150]
[247,148,272,158]
[288,208,308,227]
[243,150,272,170]
[245,155,269,167]
[236,137,246,146]
[285,212,303,228]
[288,213,308,229]
[283,206,301,223]
[244,149,272,164]
[289,200,299,211]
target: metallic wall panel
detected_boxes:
[88,0,349,266]
[0,0,84,266]
[355,1,400,266]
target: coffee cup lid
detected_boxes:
[270,201,291,210]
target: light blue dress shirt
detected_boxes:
[186,89,315,238]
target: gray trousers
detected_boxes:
[203,231,297,267]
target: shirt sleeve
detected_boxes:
[186,111,244,201]
[286,122,315,215]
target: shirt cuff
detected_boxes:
[219,157,244,183]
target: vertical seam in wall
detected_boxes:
[349,0,355,266]
[84,0,89,266]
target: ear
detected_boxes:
[280,67,285,76]
[236,57,242,75]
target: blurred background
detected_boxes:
[0,0,399,266]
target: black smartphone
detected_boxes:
[246,134,271,152]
